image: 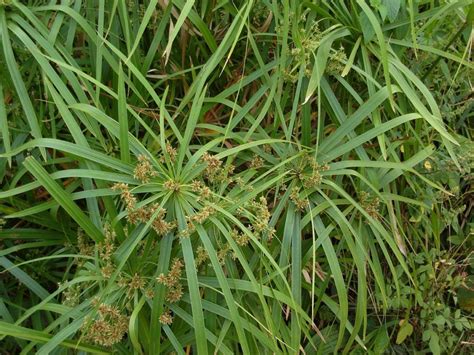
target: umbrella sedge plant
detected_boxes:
[0,0,472,353]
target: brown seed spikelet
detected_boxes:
[133,155,157,183]
[77,229,93,258]
[165,142,177,162]
[290,187,306,211]
[159,309,173,325]
[231,229,250,247]
[195,245,209,267]
[247,196,273,237]
[164,179,180,192]
[126,203,176,236]
[249,154,264,169]
[156,258,184,303]
[359,191,380,221]
[112,183,137,211]
[201,152,222,179]
[191,180,211,201]
[190,205,215,224]
[99,224,116,262]
[82,304,129,347]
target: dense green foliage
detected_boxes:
[0,0,473,353]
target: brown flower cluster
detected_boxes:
[113,180,178,236]
[202,152,222,179]
[359,191,380,220]
[250,197,270,234]
[262,145,272,154]
[99,224,115,260]
[159,309,173,325]
[246,196,275,241]
[217,242,232,265]
[290,187,307,211]
[82,304,129,347]
[133,155,157,183]
[163,179,180,192]
[195,245,209,267]
[118,273,147,297]
[179,205,215,238]
[201,153,234,183]
[77,229,93,261]
[190,180,211,201]
[128,204,176,236]
[178,220,195,238]
[190,205,215,224]
[61,284,81,307]
[234,176,254,192]
[99,224,116,279]
[165,142,177,162]
[145,288,155,299]
[249,154,264,169]
[231,229,250,247]
[302,160,329,188]
[156,258,184,303]
[112,183,136,211]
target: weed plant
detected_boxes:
[0,0,472,353]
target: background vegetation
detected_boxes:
[0,0,472,353]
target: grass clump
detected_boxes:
[0,0,472,354]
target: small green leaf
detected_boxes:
[396,321,413,344]
[422,329,431,342]
[433,315,445,327]
[382,0,400,22]
[373,325,390,353]
[378,4,388,21]
[457,317,471,330]
[429,331,441,355]
[359,11,375,42]
[458,284,474,311]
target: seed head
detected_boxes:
[202,152,221,178]
[129,273,146,291]
[164,179,180,192]
[157,258,184,303]
[247,196,272,235]
[231,229,250,247]
[195,245,209,267]
[290,187,306,211]
[112,183,137,211]
[217,242,231,265]
[159,309,173,325]
[133,155,157,183]
[191,180,211,201]
[190,206,215,224]
[359,191,380,220]
[98,224,116,261]
[145,288,155,299]
[327,46,347,76]
[249,155,264,169]
[165,142,177,162]
[201,153,233,183]
[62,284,81,307]
[82,304,128,347]
[77,228,93,257]
[101,263,114,279]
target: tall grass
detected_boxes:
[0,0,472,353]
